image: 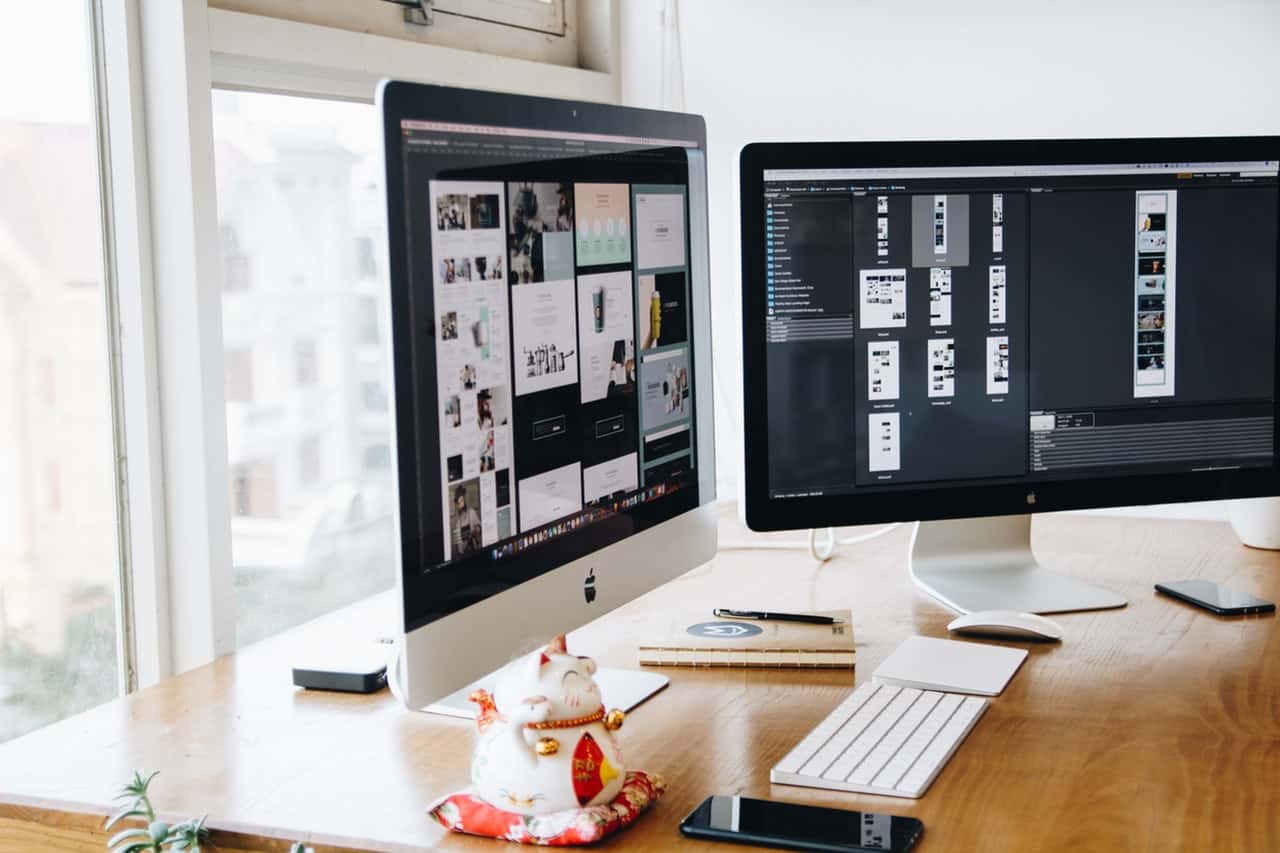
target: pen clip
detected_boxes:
[713,608,757,620]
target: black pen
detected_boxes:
[714,608,837,625]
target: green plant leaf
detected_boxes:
[163,814,208,851]
[112,769,158,825]
[108,842,155,853]
[104,807,148,830]
[117,770,160,800]
[107,827,151,848]
[147,820,171,843]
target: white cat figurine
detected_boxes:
[469,635,626,816]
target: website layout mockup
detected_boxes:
[857,186,1004,477]
[762,158,1280,497]
[429,172,694,563]
[1133,190,1176,398]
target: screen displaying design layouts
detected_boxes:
[761,158,1280,499]
[400,119,699,578]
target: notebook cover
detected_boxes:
[637,609,854,668]
[871,635,1026,696]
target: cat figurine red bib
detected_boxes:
[469,635,626,815]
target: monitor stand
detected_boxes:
[908,514,1126,614]
[424,667,669,719]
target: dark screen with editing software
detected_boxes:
[761,161,1280,499]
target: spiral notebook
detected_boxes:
[637,609,855,668]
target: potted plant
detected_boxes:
[105,770,313,853]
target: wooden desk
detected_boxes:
[2,511,1278,852]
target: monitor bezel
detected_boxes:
[379,80,715,632]
[739,136,1280,531]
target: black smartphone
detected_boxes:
[680,795,923,853]
[1155,580,1276,616]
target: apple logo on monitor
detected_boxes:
[584,569,597,604]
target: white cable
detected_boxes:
[386,638,409,707]
[719,523,901,561]
[808,527,836,561]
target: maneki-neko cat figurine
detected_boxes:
[468,635,627,816]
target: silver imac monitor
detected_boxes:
[378,81,716,710]
[739,137,1280,614]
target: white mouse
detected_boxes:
[947,610,1064,641]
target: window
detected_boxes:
[213,89,396,648]
[355,236,377,279]
[0,1,121,744]
[434,0,565,35]
[221,224,251,291]
[231,461,278,518]
[362,381,388,412]
[357,295,380,347]
[363,443,391,471]
[298,436,322,486]
[295,339,319,386]
[208,0,573,63]
[225,349,255,402]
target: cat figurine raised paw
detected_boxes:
[469,635,626,816]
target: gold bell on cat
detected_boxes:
[535,737,560,756]
[604,709,625,731]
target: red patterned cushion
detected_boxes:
[427,770,666,846]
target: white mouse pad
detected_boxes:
[872,636,1027,696]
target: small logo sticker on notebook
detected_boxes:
[687,621,763,639]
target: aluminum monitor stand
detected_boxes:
[909,514,1126,614]
[424,666,669,719]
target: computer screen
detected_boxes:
[386,109,706,632]
[743,144,1280,522]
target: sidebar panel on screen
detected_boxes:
[635,184,695,487]
[764,192,856,495]
[430,180,515,561]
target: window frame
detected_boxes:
[434,0,567,36]
[206,6,618,104]
[94,0,621,685]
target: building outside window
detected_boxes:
[0,0,122,745]
[213,90,396,648]
[225,348,255,402]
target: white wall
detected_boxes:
[622,0,1280,519]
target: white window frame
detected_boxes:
[436,0,567,35]
[96,0,620,684]
[206,6,618,103]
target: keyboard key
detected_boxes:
[846,689,923,784]
[798,685,897,777]
[772,685,989,799]
[897,697,987,795]
[775,683,879,775]
[817,687,910,781]
[870,692,942,789]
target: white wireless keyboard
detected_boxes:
[771,682,988,799]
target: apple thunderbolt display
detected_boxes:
[740,138,1280,613]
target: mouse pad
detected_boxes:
[872,636,1027,696]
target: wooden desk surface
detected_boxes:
[2,510,1278,852]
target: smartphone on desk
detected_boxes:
[1155,580,1275,616]
[680,795,924,853]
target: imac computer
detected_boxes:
[739,138,1280,614]
[378,81,716,710]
